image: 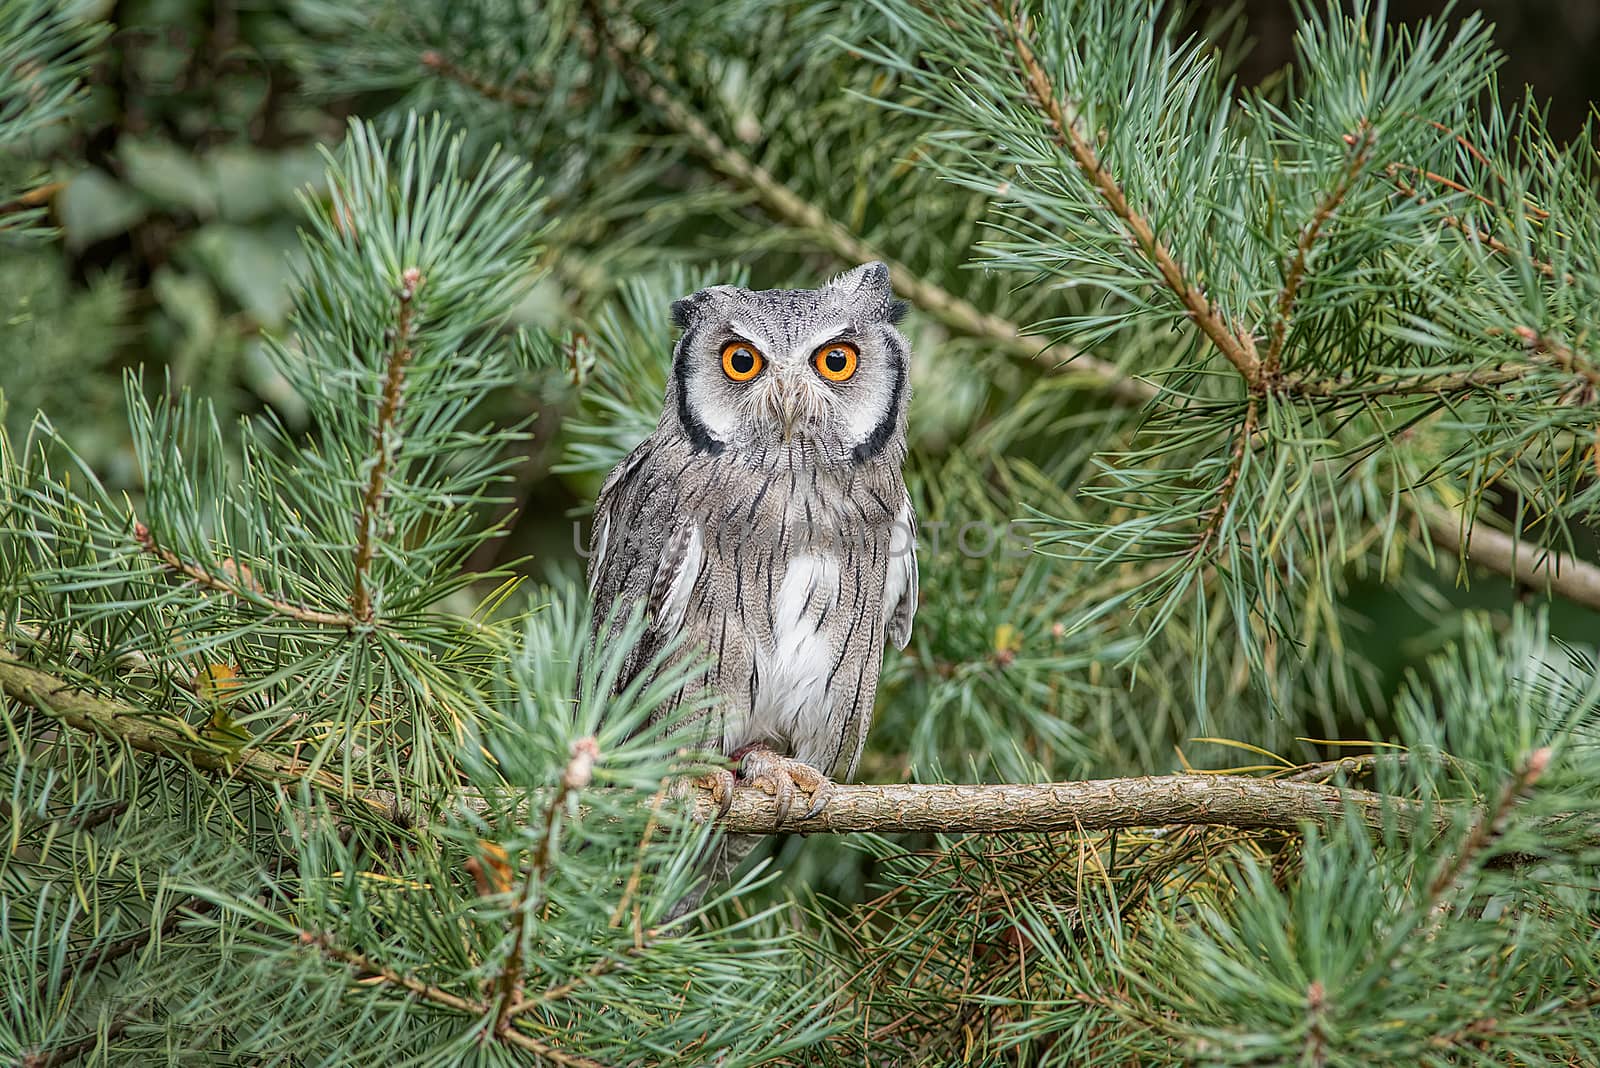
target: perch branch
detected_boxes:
[697,775,1429,837]
[4,652,1436,842]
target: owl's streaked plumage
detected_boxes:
[585,262,917,908]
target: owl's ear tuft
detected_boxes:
[670,298,698,330]
[830,261,902,322]
[671,284,740,330]
[829,261,890,296]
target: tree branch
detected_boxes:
[0,653,397,819]
[419,50,540,107]
[34,896,217,1009]
[1191,395,1259,557]
[698,774,1429,837]
[493,737,598,1036]
[1265,123,1376,380]
[135,522,357,629]
[995,1,1261,388]
[569,5,1154,405]
[4,651,1438,842]
[1418,502,1600,612]
[303,930,612,1068]
[351,266,424,624]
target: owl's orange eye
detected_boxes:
[721,342,764,382]
[813,341,859,382]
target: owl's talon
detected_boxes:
[676,768,736,821]
[800,777,835,820]
[736,746,834,829]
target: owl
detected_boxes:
[585,262,918,911]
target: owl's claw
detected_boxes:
[736,746,835,828]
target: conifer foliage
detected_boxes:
[4,0,1600,1064]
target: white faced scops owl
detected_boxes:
[585,262,918,917]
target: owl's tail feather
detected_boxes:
[661,831,762,926]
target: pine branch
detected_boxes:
[995,0,1262,388]
[1385,164,1563,280]
[701,775,1429,837]
[1424,747,1550,907]
[419,49,540,107]
[1418,504,1600,612]
[1265,123,1377,379]
[351,266,424,624]
[493,737,599,1036]
[303,930,612,1068]
[570,2,1153,405]
[1191,395,1259,557]
[33,896,217,1008]
[134,522,358,629]
[20,1017,134,1068]
[0,654,398,819]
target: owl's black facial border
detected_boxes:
[674,328,726,455]
[851,333,907,464]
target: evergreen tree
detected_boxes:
[4,1,1600,1064]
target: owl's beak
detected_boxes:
[776,385,802,443]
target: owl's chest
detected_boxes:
[686,466,898,766]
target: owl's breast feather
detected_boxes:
[730,552,841,767]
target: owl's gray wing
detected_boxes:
[883,495,918,650]
[586,441,709,702]
[586,445,647,601]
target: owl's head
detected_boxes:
[663,262,911,465]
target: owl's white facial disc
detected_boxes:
[666,262,911,465]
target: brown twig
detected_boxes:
[304,929,611,1068]
[19,1016,134,1068]
[420,50,540,107]
[351,267,424,624]
[1265,123,1377,380]
[33,896,216,1008]
[135,523,356,629]
[1386,166,1561,279]
[1191,396,1260,556]
[994,0,1261,387]
[1424,747,1551,908]
[493,737,598,1036]
[1286,753,1398,783]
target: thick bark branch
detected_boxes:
[5,653,1436,843]
[0,654,395,817]
[698,775,1429,837]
